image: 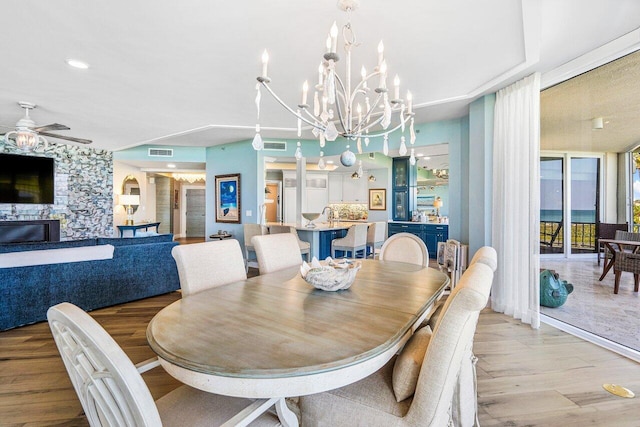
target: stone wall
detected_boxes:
[0,141,113,240]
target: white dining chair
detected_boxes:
[171,239,247,296]
[269,225,311,262]
[252,233,304,274]
[47,302,282,427]
[244,223,268,272]
[331,223,368,258]
[379,232,429,267]
[298,261,495,427]
[366,221,387,259]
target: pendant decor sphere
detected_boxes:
[340,146,356,167]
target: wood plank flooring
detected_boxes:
[1,294,639,426]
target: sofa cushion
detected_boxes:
[97,234,173,246]
[0,239,97,254]
[0,245,114,268]
[392,325,432,402]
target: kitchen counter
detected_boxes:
[267,222,355,259]
[389,220,448,225]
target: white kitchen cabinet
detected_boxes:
[328,173,367,202]
[341,174,368,202]
[282,171,328,223]
[328,174,343,202]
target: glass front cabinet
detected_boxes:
[392,157,417,221]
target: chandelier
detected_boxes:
[252,0,417,166]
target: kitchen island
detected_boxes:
[268,222,354,260]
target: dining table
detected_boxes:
[146,259,449,427]
[598,238,640,281]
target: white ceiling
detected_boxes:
[0,0,639,159]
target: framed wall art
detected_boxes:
[369,188,386,211]
[215,173,241,223]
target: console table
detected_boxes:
[117,222,161,238]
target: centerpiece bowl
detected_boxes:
[300,258,362,291]
[302,212,321,228]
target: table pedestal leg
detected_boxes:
[276,397,299,427]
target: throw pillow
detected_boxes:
[392,325,432,402]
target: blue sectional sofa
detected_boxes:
[0,234,180,330]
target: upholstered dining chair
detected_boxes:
[269,225,311,262]
[379,232,428,267]
[171,239,246,296]
[47,302,282,427]
[243,223,268,272]
[253,233,304,274]
[331,223,368,258]
[366,221,387,259]
[428,245,497,328]
[298,261,495,427]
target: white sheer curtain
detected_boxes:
[491,73,541,328]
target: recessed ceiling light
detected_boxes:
[167,163,176,168]
[66,59,90,69]
[326,160,334,164]
[416,153,425,157]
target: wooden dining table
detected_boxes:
[147,259,449,426]
[598,238,640,281]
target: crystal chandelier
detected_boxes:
[252,0,416,164]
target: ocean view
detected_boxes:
[540,209,596,223]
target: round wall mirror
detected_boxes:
[122,175,140,214]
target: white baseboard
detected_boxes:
[541,314,640,363]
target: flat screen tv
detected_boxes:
[0,153,55,204]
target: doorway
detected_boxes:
[540,154,600,257]
[265,181,281,223]
[182,186,205,238]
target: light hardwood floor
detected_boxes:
[1,294,639,426]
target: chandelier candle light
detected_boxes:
[253,0,416,166]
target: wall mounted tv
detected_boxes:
[0,153,55,204]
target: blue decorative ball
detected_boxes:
[340,148,356,167]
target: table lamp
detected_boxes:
[119,194,140,225]
[433,197,443,217]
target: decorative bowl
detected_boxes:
[302,212,321,228]
[300,259,362,291]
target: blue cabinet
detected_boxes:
[392,157,417,221]
[387,222,448,259]
[318,228,347,259]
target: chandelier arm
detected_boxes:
[331,73,351,135]
[353,114,385,135]
[355,91,385,131]
[361,114,411,139]
[260,81,325,131]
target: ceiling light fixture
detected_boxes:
[252,0,416,159]
[172,173,206,183]
[3,102,47,152]
[66,59,90,69]
[167,163,176,168]
[592,117,604,130]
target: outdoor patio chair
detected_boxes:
[597,223,628,265]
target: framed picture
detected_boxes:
[215,173,241,223]
[369,188,386,210]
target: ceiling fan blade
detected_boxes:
[35,123,70,132]
[39,131,92,145]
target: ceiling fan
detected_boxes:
[0,101,92,152]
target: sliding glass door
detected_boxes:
[540,154,600,257]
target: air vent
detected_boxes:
[148,148,174,157]
[263,141,287,151]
